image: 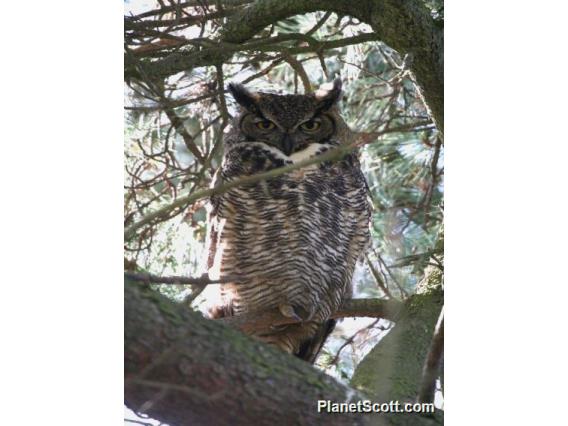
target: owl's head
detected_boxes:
[227,79,343,156]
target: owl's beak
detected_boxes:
[280,134,295,156]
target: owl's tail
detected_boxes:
[296,319,336,364]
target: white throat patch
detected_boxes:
[238,142,334,164]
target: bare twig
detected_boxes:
[418,307,444,404]
[125,9,232,30]
[128,0,253,20]
[284,54,312,93]
[305,11,332,37]
[124,143,351,240]
[124,418,156,426]
[163,107,206,163]
[126,33,377,79]
[365,253,395,299]
[329,319,382,365]
[374,249,409,299]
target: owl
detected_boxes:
[205,79,371,363]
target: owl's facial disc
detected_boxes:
[239,113,335,156]
[228,79,342,155]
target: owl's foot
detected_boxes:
[207,303,233,319]
[208,305,225,319]
[278,303,303,323]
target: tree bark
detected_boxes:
[125,278,368,426]
[125,278,443,426]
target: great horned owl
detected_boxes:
[205,79,371,363]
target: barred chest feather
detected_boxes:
[209,141,371,325]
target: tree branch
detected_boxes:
[125,277,369,426]
[127,33,377,72]
[221,0,443,130]
[351,257,444,417]
[124,271,241,286]
[124,270,403,333]
[124,120,428,241]
[125,277,442,426]
[418,307,444,404]
[124,142,353,240]
[218,298,404,334]
[126,0,442,128]
[125,10,232,30]
[128,0,253,20]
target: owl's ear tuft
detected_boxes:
[228,83,259,112]
[314,78,342,112]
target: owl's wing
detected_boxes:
[204,147,245,272]
[203,168,223,271]
[203,167,233,319]
[296,319,337,364]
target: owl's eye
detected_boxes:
[255,120,275,130]
[300,120,321,132]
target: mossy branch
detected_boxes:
[125,277,443,426]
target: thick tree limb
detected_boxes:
[125,278,368,426]
[125,278,442,426]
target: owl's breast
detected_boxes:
[211,142,371,320]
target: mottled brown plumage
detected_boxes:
[206,80,371,362]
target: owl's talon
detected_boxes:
[278,303,303,323]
